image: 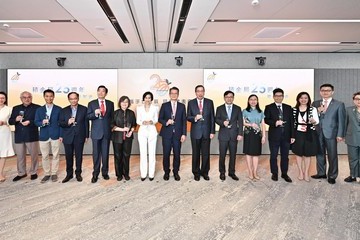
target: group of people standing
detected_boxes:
[0,83,359,185]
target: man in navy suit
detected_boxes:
[312,83,345,184]
[187,85,215,181]
[264,88,295,183]
[34,89,62,183]
[159,87,187,181]
[215,90,243,181]
[87,85,114,183]
[59,92,89,183]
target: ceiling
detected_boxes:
[1,0,360,53]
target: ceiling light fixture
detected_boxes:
[236,19,360,23]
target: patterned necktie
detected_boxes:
[100,100,106,116]
[172,102,176,118]
[323,100,328,112]
[199,100,203,113]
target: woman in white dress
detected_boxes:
[137,91,158,181]
[0,92,15,182]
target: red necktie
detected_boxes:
[100,100,106,116]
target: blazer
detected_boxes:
[312,99,345,139]
[187,98,215,139]
[87,99,114,140]
[9,103,40,143]
[215,104,243,141]
[59,104,89,144]
[264,102,295,141]
[344,106,360,147]
[111,108,136,143]
[159,101,187,140]
[34,104,62,141]
[136,104,158,137]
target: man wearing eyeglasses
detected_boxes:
[264,88,295,183]
[9,91,41,181]
[312,83,345,184]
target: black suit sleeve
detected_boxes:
[264,105,276,127]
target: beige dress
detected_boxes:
[0,106,15,157]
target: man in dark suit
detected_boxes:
[35,89,62,183]
[187,85,215,181]
[215,90,243,181]
[312,83,345,184]
[264,88,295,182]
[159,87,187,181]
[9,91,40,181]
[87,85,114,183]
[59,92,89,183]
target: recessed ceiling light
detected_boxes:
[189,26,198,30]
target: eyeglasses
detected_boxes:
[354,98,360,101]
[320,90,332,92]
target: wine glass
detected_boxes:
[44,114,50,126]
[171,113,176,125]
[71,111,77,127]
[199,109,204,121]
[225,118,231,128]
[19,110,24,122]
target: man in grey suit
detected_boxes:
[344,91,360,183]
[215,90,243,181]
[312,83,345,184]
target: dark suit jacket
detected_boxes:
[345,106,360,147]
[264,102,295,141]
[34,104,62,141]
[87,99,114,140]
[159,101,187,140]
[111,108,136,143]
[59,104,89,144]
[9,103,40,143]
[215,104,243,141]
[312,99,345,139]
[187,98,215,139]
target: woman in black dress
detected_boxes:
[292,92,319,182]
[111,96,136,181]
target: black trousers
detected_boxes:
[316,131,338,179]
[269,135,290,175]
[191,137,211,176]
[113,139,133,177]
[92,137,110,177]
[63,139,85,176]
[219,139,238,175]
[162,136,182,174]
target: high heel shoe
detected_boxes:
[254,175,260,180]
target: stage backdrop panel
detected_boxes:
[204,69,314,111]
[7,69,118,108]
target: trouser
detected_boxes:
[138,130,157,178]
[269,136,290,175]
[346,145,360,178]
[191,137,211,176]
[63,140,85,176]
[316,131,338,179]
[162,136,181,174]
[14,141,39,175]
[219,139,237,175]
[113,139,133,177]
[39,139,60,175]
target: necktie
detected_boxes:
[323,100,328,112]
[100,100,105,116]
[227,105,231,119]
[199,100,203,113]
[277,105,283,117]
[172,102,176,118]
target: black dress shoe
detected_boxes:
[220,173,226,181]
[124,175,130,181]
[141,177,146,181]
[30,174,38,180]
[149,177,154,181]
[328,178,336,184]
[102,174,110,180]
[13,174,27,182]
[76,175,83,182]
[229,174,239,181]
[174,173,181,181]
[163,173,170,181]
[194,175,200,181]
[344,176,356,182]
[271,174,278,181]
[311,174,327,179]
[117,176,123,181]
[91,176,98,183]
[281,174,292,183]
[62,175,73,183]
[202,174,210,181]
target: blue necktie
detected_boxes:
[227,105,231,119]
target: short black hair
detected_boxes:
[169,87,179,94]
[97,85,108,94]
[43,89,55,97]
[273,88,284,96]
[118,95,131,108]
[223,90,234,97]
[67,92,79,99]
[142,91,153,101]
[195,85,205,92]
[0,91,8,105]
[352,92,360,100]
[320,83,334,91]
